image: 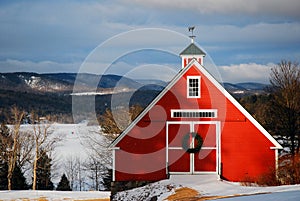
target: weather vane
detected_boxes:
[188,26,196,43]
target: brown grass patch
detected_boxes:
[166,187,199,200]
[165,187,257,201]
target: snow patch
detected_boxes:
[114,175,300,201]
[0,190,110,200]
[24,76,41,89]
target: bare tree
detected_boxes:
[64,155,85,191]
[84,154,105,190]
[6,106,25,190]
[268,60,300,155]
[30,112,62,190]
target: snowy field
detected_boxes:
[18,122,102,161]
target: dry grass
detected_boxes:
[166,187,200,200]
[164,187,255,201]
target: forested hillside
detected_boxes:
[0,72,268,123]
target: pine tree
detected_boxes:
[0,122,10,190]
[0,161,8,190]
[102,168,112,191]
[57,173,71,191]
[12,164,28,190]
[35,150,53,190]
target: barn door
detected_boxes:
[167,121,219,174]
[193,123,217,173]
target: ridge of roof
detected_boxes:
[180,43,206,56]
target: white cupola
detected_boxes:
[180,27,206,68]
[179,41,206,68]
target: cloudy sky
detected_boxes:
[0,0,299,83]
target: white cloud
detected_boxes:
[128,0,300,19]
[0,59,81,73]
[218,63,274,83]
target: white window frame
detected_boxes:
[187,76,201,98]
[171,109,218,118]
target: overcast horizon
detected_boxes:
[1,0,299,83]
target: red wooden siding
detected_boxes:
[113,63,278,182]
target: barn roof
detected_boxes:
[180,43,206,56]
[109,60,195,148]
[109,59,282,149]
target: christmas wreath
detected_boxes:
[182,132,203,153]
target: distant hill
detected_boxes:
[222,82,268,97]
[0,72,269,123]
[0,72,142,94]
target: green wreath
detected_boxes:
[182,132,203,153]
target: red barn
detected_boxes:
[109,41,282,184]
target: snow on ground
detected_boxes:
[0,190,110,200]
[113,175,300,200]
[167,175,300,197]
[50,122,102,161]
[18,122,102,162]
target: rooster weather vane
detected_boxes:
[188,26,196,43]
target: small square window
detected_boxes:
[187,76,200,98]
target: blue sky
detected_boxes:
[0,0,299,83]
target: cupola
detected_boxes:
[180,27,206,68]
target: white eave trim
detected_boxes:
[109,59,196,148]
[190,61,283,149]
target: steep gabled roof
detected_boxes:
[109,61,194,148]
[109,59,282,149]
[180,43,206,56]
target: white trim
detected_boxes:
[187,76,201,98]
[166,121,220,175]
[216,121,221,176]
[109,60,194,148]
[168,147,184,150]
[188,60,283,149]
[275,149,279,171]
[166,122,169,175]
[112,149,116,181]
[181,55,205,66]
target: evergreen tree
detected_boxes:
[12,164,28,190]
[0,161,8,190]
[102,168,112,191]
[0,122,10,190]
[35,150,53,190]
[56,173,71,191]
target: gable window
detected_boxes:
[187,76,200,98]
[171,109,217,118]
